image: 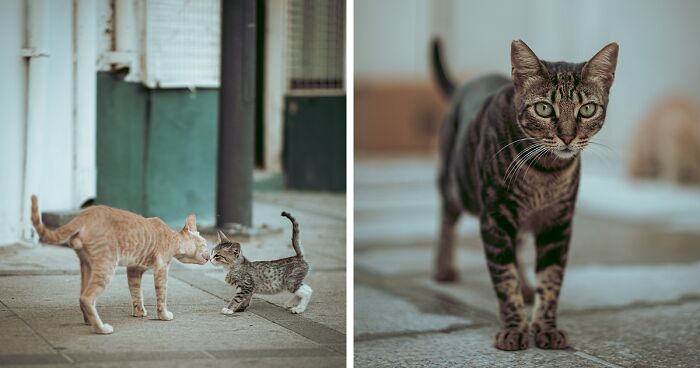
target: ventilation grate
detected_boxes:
[287,0,346,93]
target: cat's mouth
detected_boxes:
[553,147,579,159]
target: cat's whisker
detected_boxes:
[588,140,617,154]
[508,145,547,185]
[507,146,547,189]
[504,145,546,187]
[492,137,538,160]
[502,144,543,184]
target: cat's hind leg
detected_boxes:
[289,284,312,314]
[77,251,91,325]
[435,204,460,282]
[127,266,147,317]
[80,263,116,334]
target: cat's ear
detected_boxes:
[582,42,618,90]
[510,40,548,89]
[217,230,231,244]
[231,242,241,256]
[182,214,197,232]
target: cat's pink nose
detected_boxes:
[203,253,210,261]
[560,135,575,145]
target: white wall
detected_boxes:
[0,0,28,245]
[0,0,97,246]
[354,0,700,158]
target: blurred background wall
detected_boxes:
[0,0,346,247]
[355,0,700,158]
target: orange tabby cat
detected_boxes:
[30,195,210,334]
[629,95,700,185]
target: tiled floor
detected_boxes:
[354,155,700,367]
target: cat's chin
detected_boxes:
[552,148,578,159]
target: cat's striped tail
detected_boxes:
[30,195,82,249]
[431,37,456,100]
[281,211,303,258]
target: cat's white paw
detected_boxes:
[95,323,114,334]
[284,296,300,309]
[221,307,234,315]
[158,311,174,321]
[133,306,147,317]
[290,305,306,314]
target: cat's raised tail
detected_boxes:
[431,37,456,100]
[281,211,303,258]
[30,195,82,249]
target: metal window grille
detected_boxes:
[287,0,346,93]
[145,0,221,88]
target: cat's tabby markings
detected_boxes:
[211,212,312,314]
[432,39,618,350]
[31,195,210,334]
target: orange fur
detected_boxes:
[629,95,700,185]
[30,195,210,334]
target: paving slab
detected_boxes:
[355,156,700,367]
[0,274,221,310]
[0,356,346,368]
[241,271,347,333]
[0,190,346,367]
[10,304,318,353]
[355,326,601,368]
[354,285,473,337]
[0,309,55,355]
[564,301,700,368]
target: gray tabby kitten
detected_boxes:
[432,39,618,350]
[210,212,312,314]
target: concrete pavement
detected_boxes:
[354,155,700,368]
[0,191,346,367]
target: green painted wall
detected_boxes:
[96,73,148,215]
[284,95,346,192]
[96,72,219,227]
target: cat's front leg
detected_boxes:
[222,290,252,315]
[481,211,529,351]
[531,218,572,349]
[127,266,147,317]
[222,282,253,315]
[153,263,173,321]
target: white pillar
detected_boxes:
[22,0,51,242]
[74,0,98,206]
[263,0,288,173]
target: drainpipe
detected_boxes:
[74,0,97,206]
[113,0,137,75]
[21,0,51,243]
[217,0,257,228]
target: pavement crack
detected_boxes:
[0,299,57,353]
[571,350,624,368]
[355,267,497,324]
[561,293,700,317]
[354,322,489,343]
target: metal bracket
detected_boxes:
[20,48,50,58]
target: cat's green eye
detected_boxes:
[579,103,597,118]
[534,102,554,117]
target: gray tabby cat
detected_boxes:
[210,212,312,314]
[432,39,618,350]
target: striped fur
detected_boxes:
[281,211,303,257]
[211,215,311,314]
[432,39,618,350]
[30,195,210,334]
